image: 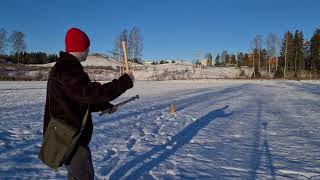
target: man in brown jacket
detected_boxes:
[43,28,134,179]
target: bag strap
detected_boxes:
[48,80,52,117]
[47,68,55,118]
[79,107,89,133]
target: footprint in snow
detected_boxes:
[127,137,137,150]
[133,122,140,128]
[138,126,145,137]
[153,125,160,135]
[133,122,145,137]
[99,156,120,177]
[98,148,120,177]
[141,172,157,180]
[165,160,177,177]
[158,125,166,136]
[102,148,118,161]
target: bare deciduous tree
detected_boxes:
[266,33,280,76]
[205,52,213,66]
[253,34,263,72]
[128,26,143,63]
[113,29,127,75]
[0,28,7,54]
[221,50,228,66]
[250,40,256,78]
[10,31,26,64]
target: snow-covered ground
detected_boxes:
[0,80,320,179]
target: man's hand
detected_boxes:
[125,70,135,82]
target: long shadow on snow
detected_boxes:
[282,82,320,146]
[276,97,320,149]
[249,100,276,180]
[94,87,213,124]
[295,82,320,94]
[109,105,233,180]
[96,84,248,126]
[283,82,320,95]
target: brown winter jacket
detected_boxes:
[43,51,133,146]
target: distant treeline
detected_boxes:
[151,60,172,65]
[0,28,59,65]
[0,52,58,64]
[210,28,320,79]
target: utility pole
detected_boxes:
[193,51,201,73]
[295,48,297,75]
[253,52,255,78]
[317,51,320,78]
[258,48,261,73]
[268,56,271,77]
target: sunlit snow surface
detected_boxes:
[0,80,320,179]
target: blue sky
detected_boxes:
[1,0,320,61]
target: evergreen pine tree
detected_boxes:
[310,28,320,78]
[280,31,294,76]
[293,30,305,77]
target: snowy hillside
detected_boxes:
[26,63,253,81]
[0,80,320,179]
[29,55,254,80]
[82,54,120,67]
[37,54,143,68]
[82,54,143,68]
[133,65,253,80]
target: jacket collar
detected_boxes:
[59,51,78,61]
[58,51,83,69]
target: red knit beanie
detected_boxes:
[65,28,90,52]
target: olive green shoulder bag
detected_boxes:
[38,88,89,171]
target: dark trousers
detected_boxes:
[66,146,94,180]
